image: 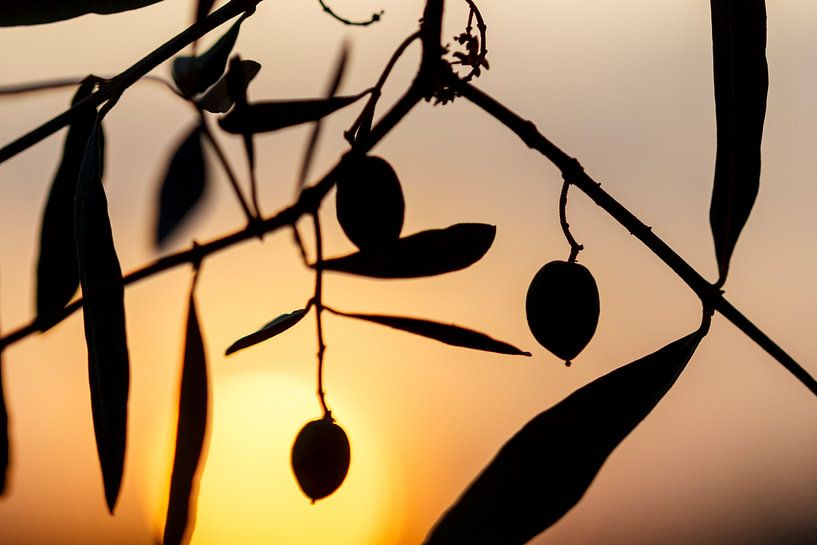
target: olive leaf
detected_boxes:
[424,326,707,545]
[75,122,130,514]
[319,223,496,278]
[163,291,209,545]
[0,331,9,495]
[0,0,164,26]
[328,308,530,356]
[297,42,350,189]
[225,309,309,355]
[218,93,367,135]
[709,0,768,285]
[36,80,104,326]
[172,15,245,98]
[196,59,261,114]
[155,125,207,248]
[195,0,216,25]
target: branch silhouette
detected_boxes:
[450,76,817,397]
[0,0,813,543]
[0,0,262,165]
[0,0,813,401]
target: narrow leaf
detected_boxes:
[0,300,9,495]
[225,309,308,355]
[320,223,496,278]
[195,0,215,25]
[334,310,530,356]
[173,15,244,97]
[36,80,103,325]
[156,125,207,248]
[163,292,209,545]
[0,350,8,496]
[424,327,707,545]
[196,59,261,114]
[0,0,164,26]
[709,0,768,284]
[75,123,130,514]
[297,42,350,188]
[218,94,365,135]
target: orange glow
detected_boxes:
[149,372,400,545]
[1,1,817,545]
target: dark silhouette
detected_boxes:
[0,1,813,544]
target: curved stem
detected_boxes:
[558,180,583,263]
[452,76,817,398]
[318,0,383,26]
[346,31,420,146]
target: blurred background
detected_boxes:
[1,1,816,544]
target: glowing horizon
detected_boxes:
[1,1,816,545]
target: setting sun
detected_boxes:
[1,1,817,545]
[150,372,400,545]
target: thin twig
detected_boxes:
[345,31,420,146]
[451,76,817,397]
[0,0,437,352]
[0,81,425,352]
[198,113,255,222]
[317,0,383,26]
[558,180,583,263]
[0,0,261,166]
[0,78,84,96]
[297,42,350,191]
[244,134,260,217]
[311,212,330,416]
[291,224,310,266]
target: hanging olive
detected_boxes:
[335,155,405,250]
[525,260,600,365]
[291,416,351,503]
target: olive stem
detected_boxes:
[346,31,421,146]
[559,179,584,264]
[311,212,330,417]
[317,0,383,26]
[198,111,256,223]
[245,134,261,218]
[451,75,817,398]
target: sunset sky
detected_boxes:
[1,1,816,544]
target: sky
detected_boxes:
[1,0,817,544]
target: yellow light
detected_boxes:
[151,371,400,545]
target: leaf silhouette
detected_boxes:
[0,0,164,26]
[709,0,768,284]
[218,94,366,135]
[163,291,209,545]
[75,122,130,514]
[0,339,9,496]
[328,308,531,356]
[225,309,308,355]
[297,42,350,188]
[424,327,707,545]
[36,80,104,326]
[156,125,207,248]
[173,15,245,97]
[196,59,261,114]
[319,223,496,278]
[195,0,215,25]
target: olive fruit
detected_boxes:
[291,416,351,503]
[335,155,405,250]
[525,260,600,365]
